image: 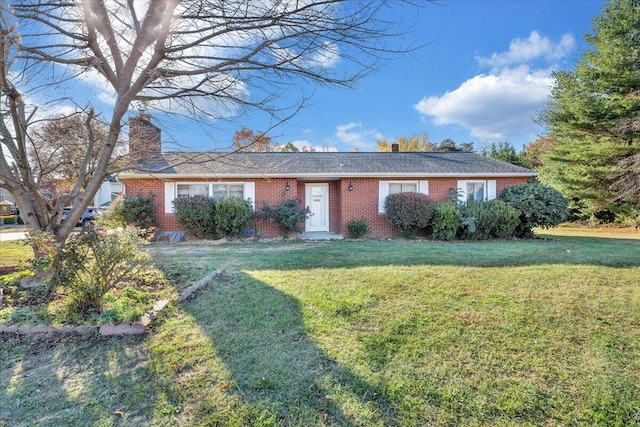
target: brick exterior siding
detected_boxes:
[123,175,530,239]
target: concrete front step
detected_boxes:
[298,232,344,240]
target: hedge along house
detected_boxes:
[120,116,538,238]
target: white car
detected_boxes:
[61,207,99,227]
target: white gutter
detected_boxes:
[119,171,538,180]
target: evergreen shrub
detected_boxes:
[499,184,569,237]
[106,193,158,231]
[214,196,253,238]
[459,200,520,240]
[431,202,461,241]
[260,198,311,235]
[346,217,370,238]
[384,192,434,238]
[173,196,217,239]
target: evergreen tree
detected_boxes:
[540,0,640,215]
[482,141,529,167]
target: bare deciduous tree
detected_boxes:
[0,0,422,254]
[27,113,125,207]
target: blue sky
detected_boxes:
[270,0,606,153]
[32,0,607,153]
[201,0,605,153]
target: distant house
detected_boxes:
[93,176,122,208]
[0,185,14,205]
[120,116,537,238]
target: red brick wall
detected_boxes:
[254,178,296,237]
[123,177,301,238]
[337,176,531,238]
[123,176,530,239]
[338,178,397,238]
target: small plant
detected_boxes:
[260,198,310,235]
[431,202,462,241]
[34,226,153,319]
[346,217,370,238]
[214,196,253,238]
[173,196,217,239]
[384,192,434,238]
[499,183,569,237]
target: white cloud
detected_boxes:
[415,66,553,141]
[475,31,575,69]
[335,122,384,150]
[416,32,575,143]
[270,41,340,70]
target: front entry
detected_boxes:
[305,184,329,232]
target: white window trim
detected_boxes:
[457,180,497,203]
[378,180,428,213]
[164,181,255,214]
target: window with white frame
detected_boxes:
[379,180,428,213]
[177,184,209,198]
[466,181,485,202]
[165,182,255,213]
[388,182,418,195]
[457,180,496,202]
[212,183,245,199]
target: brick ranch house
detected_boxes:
[120,116,538,238]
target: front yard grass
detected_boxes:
[0,240,31,269]
[2,231,640,426]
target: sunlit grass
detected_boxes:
[2,233,640,426]
[0,240,31,268]
[538,224,640,239]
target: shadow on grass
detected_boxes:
[0,337,161,426]
[174,270,397,426]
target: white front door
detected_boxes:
[305,184,329,232]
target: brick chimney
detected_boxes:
[129,114,161,160]
[391,143,399,152]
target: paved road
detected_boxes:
[0,231,26,241]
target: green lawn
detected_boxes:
[2,232,640,426]
[0,240,31,269]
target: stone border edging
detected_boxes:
[0,269,221,339]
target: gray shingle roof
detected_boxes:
[121,151,537,178]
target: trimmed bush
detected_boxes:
[346,217,370,238]
[214,196,253,238]
[384,192,434,238]
[431,202,461,241]
[460,200,520,240]
[499,183,569,237]
[174,196,217,239]
[2,216,23,225]
[260,198,311,235]
[105,193,158,231]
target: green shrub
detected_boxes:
[173,196,217,239]
[260,198,310,235]
[2,216,22,225]
[47,227,151,317]
[431,202,461,241]
[384,192,434,238]
[499,183,569,237]
[214,196,253,238]
[346,217,370,238]
[104,193,158,232]
[460,200,520,240]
